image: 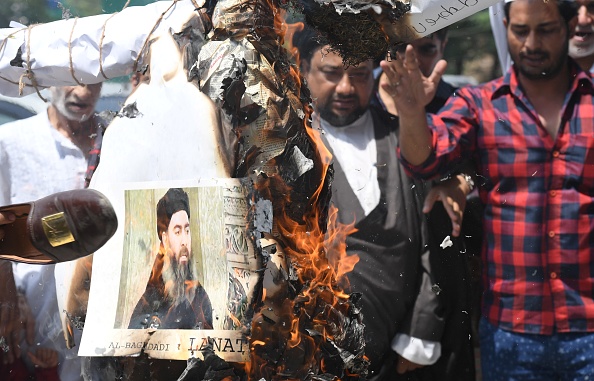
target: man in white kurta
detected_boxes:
[0,83,102,381]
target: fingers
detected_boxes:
[444,199,462,237]
[29,348,58,368]
[399,45,423,84]
[452,222,461,238]
[402,44,419,71]
[0,305,11,338]
[379,60,402,96]
[423,186,465,237]
[25,312,35,345]
[3,328,21,364]
[27,351,43,367]
[0,212,15,226]
[45,349,58,368]
[422,189,440,214]
[381,46,414,84]
[428,59,448,85]
[0,262,19,364]
[396,356,424,374]
[381,44,436,113]
[16,292,36,345]
[396,357,408,374]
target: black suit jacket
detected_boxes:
[322,105,475,381]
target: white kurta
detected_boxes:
[0,109,86,381]
[320,110,380,217]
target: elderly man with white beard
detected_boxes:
[569,0,594,71]
[0,83,103,381]
[128,188,213,330]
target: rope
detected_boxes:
[19,24,47,101]
[98,0,133,79]
[0,28,22,56]
[133,0,180,73]
[68,17,85,86]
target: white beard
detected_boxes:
[569,28,594,62]
[569,42,594,60]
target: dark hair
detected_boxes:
[292,24,327,65]
[432,27,449,42]
[504,0,578,27]
[156,188,191,242]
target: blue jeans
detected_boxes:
[479,317,594,380]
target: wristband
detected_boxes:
[461,173,475,192]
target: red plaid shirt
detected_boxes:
[401,62,594,335]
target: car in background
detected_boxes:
[0,91,48,125]
[0,81,132,126]
[96,81,132,114]
[442,74,479,87]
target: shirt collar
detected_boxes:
[491,58,594,100]
[318,109,372,132]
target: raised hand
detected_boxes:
[396,355,424,374]
[28,347,59,369]
[379,45,447,116]
[423,174,474,237]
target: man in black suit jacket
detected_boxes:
[293,25,475,381]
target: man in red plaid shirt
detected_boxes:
[381,0,594,379]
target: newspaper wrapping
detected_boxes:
[0,0,501,97]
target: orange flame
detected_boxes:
[140,4,364,378]
[285,22,305,62]
[245,16,364,375]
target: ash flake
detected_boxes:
[255,198,273,233]
[440,235,453,249]
[431,284,442,295]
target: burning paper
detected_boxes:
[0,0,199,97]
[0,0,502,96]
[301,0,502,64]
[41,0,362,377]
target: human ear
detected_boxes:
[300,59,310,75]
[162,232,169,248]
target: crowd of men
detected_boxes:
[1,0,594,380]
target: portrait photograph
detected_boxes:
[78,179,260,362]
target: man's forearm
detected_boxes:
[398,112,433,166]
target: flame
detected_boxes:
[133,2,364,378]
[66,317,74,339]
[245,13,364,377]
[285,22,305,62]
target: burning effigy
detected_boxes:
[0,0,497,379]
